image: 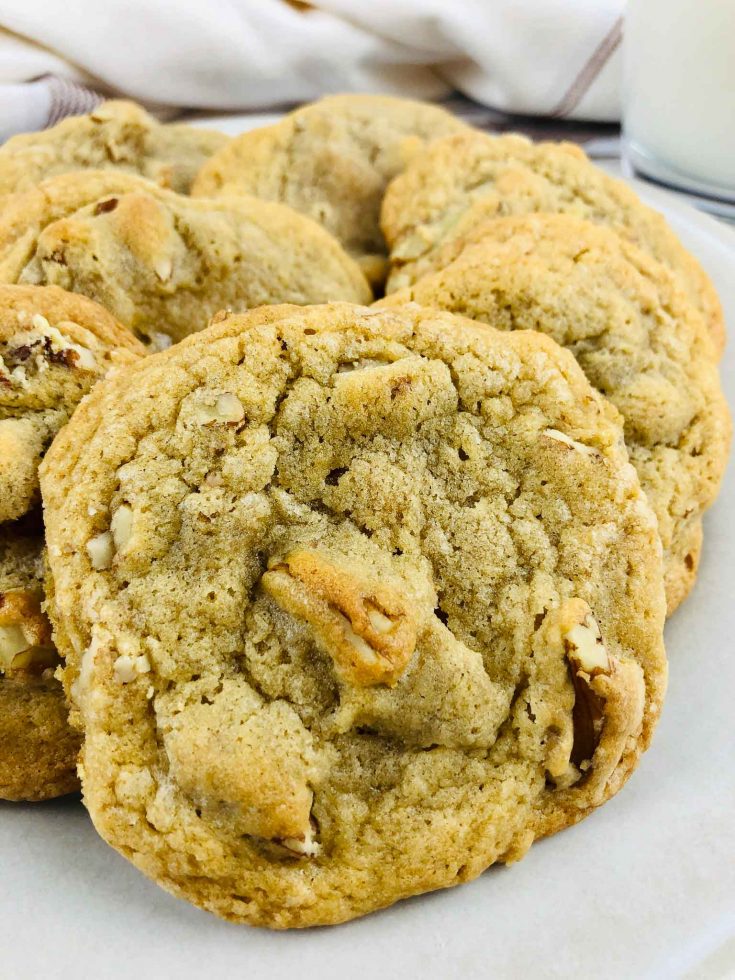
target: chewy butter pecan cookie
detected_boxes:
[379,214,731,612]
[0,100,228,197]
[42,303,666,925]
[193,94,468,287]
[0,171,371,346]
[381,131,725,352]
[0,284,143,801]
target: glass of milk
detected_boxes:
[623,0,735,217]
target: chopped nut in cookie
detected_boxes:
[542,428,601,457]
[1,319,97,378]
[113,653,151,684]
[38,302,666,926]
[182,389,246,428]
[111,504,134,552]
[0,588,57,675]
[536,599,648,802]
[87,531,114,570]
[262,549,417,687]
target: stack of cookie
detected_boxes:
[0,285,144,798]
[0,96,729,928]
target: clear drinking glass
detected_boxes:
[622,0,735,220]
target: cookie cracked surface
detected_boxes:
[0,100,228,197]
[0,171,371,345]
[381,131,725,351]
[193,94,468,287]
[41,303,666,926]
[379,215,731,612]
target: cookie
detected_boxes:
[379,215,731,613]
[0,172,372,345]
[192,95,468,286]
[0,285,143,800]
[0,100,228,197]
[41,302,666,927]
[381,131,725,352]
[0,518,81,801]
[0,284,144,522]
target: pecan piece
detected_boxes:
[562,604,609,768]
[0,588,57,674]
[553,598,646,797]
[261,549,417,686]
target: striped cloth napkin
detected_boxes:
[0,0,623,146]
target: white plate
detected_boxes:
[2,158,734,980]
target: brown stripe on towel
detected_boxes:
[43,74,104,128]
[550,16,623,119]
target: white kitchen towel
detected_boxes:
[0,0,623,141]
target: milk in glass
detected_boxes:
[623,0,735,199]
